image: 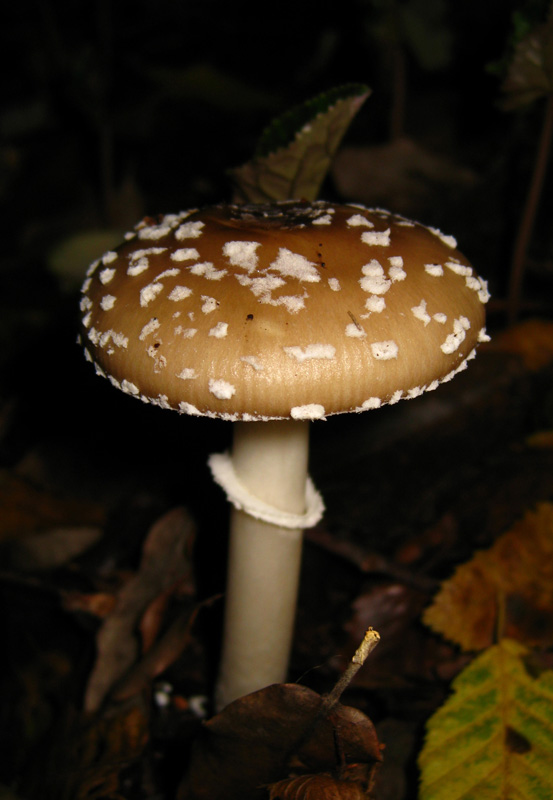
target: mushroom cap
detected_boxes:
[79,201,489,421]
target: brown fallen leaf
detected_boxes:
[6,526,103,572]
[71,704,149,800]
[111,595,220,703]
[32,699,150,800]
[0,470,105,542]
[342,584,440,689]
[423,502,553,651]
[139,588,173,654]
[177,683,382,800]
[269,771,367,800]
[84,507,196,712]
[305,527,436,592]
[61,589,118,618]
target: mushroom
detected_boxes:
[79,200,490,709]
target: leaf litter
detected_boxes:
[424,502,553,652]
[3,60,553,797]
[178,682,382,800]
[418,639,553,800]
[84,506,197,712]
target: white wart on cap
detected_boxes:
[80,201,489,420]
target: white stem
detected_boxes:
[215,419,310,711]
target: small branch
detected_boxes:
[305,528,438,592]
[285,628,381,768]
[321,628,381,713]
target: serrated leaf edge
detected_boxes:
[419,639,553,799]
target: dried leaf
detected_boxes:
[0,470,105,542]
[139,584,173,653]
[229,84,370,203]
[423,503,553,651]
[61,590,117,618]
[60,702,149,800]
[344,584,433,687]
[7,526,102,572]
[111,595,219,702]
[419,639,553,799]
[84,507,195,712]
[269,772,367,800]
[178,683,381,800]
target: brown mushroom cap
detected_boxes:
[79,201,489,420]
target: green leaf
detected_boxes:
[419,639,553,800]
[499,2,553,109]
[229,84,371,203]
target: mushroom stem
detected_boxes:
[215,419,310,710]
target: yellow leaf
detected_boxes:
[419,639,553,800]
[423,503,553,651]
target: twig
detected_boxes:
[285,628,381,767]
[321,628,381,713]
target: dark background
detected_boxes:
[3,0,548,286]
[2,0,551,511]
[1,2,553,798]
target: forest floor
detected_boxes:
[1,267,553,799]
